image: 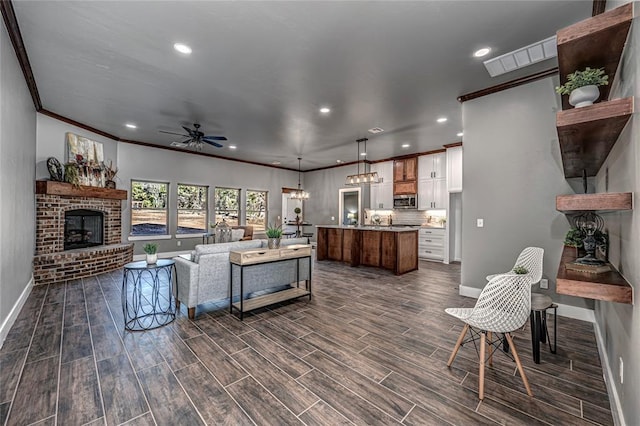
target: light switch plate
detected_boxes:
[540,278,549,289]
[477,218,484,227]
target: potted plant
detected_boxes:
[143,243,158,264]
[294,207,302,223]
[555,67,609,108]
[512,266,529,275]
[265,224,283,249]
[564,228,585,257]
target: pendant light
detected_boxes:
[290,157,310,200]
[345,138,379,186]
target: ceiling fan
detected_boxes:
[159,123,227,149]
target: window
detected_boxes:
[131,180,168,235]
[177,184,208,234]
[214,187,240,227]
[246,190,267,232]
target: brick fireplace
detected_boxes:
[33,181,133,285]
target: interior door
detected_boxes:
[281,193,302,234]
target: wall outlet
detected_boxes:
[540,278,549,289]
[331,216,335,221]
[176,240,181,247]
[619,357,624,384]
[476,218,484,228]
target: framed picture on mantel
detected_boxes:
[65,132,105,187]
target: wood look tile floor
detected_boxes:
[0,259,613,426]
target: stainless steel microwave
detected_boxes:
[393,194,417,209]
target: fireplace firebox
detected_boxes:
[64,209,104,250]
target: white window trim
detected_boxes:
[128,235,172,241]
[174,233,204,239]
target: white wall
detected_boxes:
[0,22,37,345]
[461,76,592,309]
[594,2,639,424]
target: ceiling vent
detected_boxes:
[368,127,384,134]
[483,35,557,77]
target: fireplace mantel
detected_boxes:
[36,180,127,200]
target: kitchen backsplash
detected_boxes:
[364,209,447,226]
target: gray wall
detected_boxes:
[593,2,638,424]
[461,76,591,309]
[0,23,37,341]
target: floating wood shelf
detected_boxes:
[556,246,632,304]
[556,97,633,178]
[557,2,633,110]
[556,192,633,213]
[36,180,128,200]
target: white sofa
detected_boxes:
[174,238,310,319]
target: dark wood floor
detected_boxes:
[0,258,613,425]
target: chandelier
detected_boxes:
[345,138,380,186]
[290,157,310,200]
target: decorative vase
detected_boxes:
[569,85,600,108]
[146,254,157,264]
[267,238,281,249]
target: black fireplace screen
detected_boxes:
[64,209,104,250]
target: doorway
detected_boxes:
[338,188,361,226]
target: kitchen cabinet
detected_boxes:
[393,157,417,195]
[370,162,394,209]
[446,146,462,193]
[418,178,447,210]
[418,228,445,261]
[418,152,446,180]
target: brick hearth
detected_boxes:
[33,181,133,285]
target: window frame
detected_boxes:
[176,183,209,237]
[214,187,241,227]
[245,189,268,232]
[129,179,170,240]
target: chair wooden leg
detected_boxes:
[447,324,469,367]
[487,331,493,367]
[188,307,196,320]
[505,332,533,397]
[479,332,486,400]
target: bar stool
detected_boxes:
[530,293,557,364]
[301,233,313,244]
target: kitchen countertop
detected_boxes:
[315,225,420,232]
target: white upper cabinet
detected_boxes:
[446,146,463,193]
[370,161,394,209]
[418,152,446,180]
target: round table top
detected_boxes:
[531,292,554,311]
[124,259,175,270]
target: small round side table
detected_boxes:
[121,259,176,331]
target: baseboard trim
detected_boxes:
[0,274,34,348]
[133,250,191,261]
[594,319,625,426]
[458,285,595,322]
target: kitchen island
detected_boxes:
[316,225,418,275]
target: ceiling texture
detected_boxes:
[11,1,591,170]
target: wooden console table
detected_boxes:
[229,245,312,320]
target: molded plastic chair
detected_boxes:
[486,247,544,285]
[445,274,533,400]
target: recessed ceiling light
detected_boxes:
[125,123,137,129]
[272,161,281,165]
[360,152,367,156]
[229,145,237,150]
[336,160,343,163]
[173,43,192,54]
[457,132,464,137]
[319,107,331,114]
[402,143,410,148]
[474,47,492,58]
[437,117,448,123]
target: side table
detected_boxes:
[122,259,176,331]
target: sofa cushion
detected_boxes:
[231,229,245,242]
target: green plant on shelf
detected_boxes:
[555,67,609,95]
[265,224,283,239]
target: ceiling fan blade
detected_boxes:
[159,130,189,137]
[202,139,224,148]
[182,126,196,136]
[203,135,228,141]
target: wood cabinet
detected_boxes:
[446,146,463,193]
[393,157,417,195]
[553,3,634,305]
[370,162,394,209]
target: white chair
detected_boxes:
[445,274,533,400]
[486,247,544,285]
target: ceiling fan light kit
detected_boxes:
[159,123,227,150]
[290,157,310,200]
[345,137,380,186]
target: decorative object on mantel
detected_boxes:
[66,132,106,187]
[46,157,64,181]
[290,157,310,200]
[63,163,80,188]
[346,137,380,186]
[103,160,118,189]
[266,224,283,249]
[143,243,158,264]
[555,67,609,108]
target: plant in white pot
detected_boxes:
[143,243,158,264]
[555,67,609,108]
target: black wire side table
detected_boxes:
[121,259,176,331]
